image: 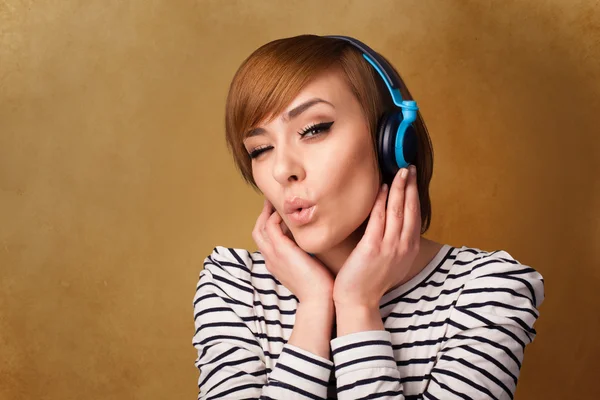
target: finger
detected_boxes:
[264,210,294,248]
[400,165,422,248]
[265,211,300,258]
[254,199,272,228]
[261,200,277,243]
[362,183,388,244]
[383,167,409,245]
[279,217,295,241]
[253,199,274,250]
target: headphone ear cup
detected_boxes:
[401,124,418,167]
[377,110,402,184]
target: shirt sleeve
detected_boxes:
[329,255,545,400]
[193,248,334,399]
[331,330,405,399]
[426,257,544,399]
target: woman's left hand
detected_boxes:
[332,165,422,309]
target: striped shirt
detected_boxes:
[192,243,544,399]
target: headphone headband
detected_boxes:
[323,35,419,175]
[324,35,417,111]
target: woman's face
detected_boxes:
[243,68,381,254]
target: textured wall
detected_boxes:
[1,0,598,399]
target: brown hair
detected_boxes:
[224,34,434,234]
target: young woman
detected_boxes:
[192,34,544,400]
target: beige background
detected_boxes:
[1,0,599,399]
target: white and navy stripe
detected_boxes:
[193,244,544,399]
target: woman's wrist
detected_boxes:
[297,298,335,316]
[288,299,335,360]
[334,303,384,337]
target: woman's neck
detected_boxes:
[315,228,362,276]
[313,224,366,276]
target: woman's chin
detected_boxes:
[293,232,330,255]
[292,216,367,255]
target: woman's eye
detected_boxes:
[299,121,334,138]
[248,146,272,159]
[248,121,334,159]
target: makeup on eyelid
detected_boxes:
[247,121,335,159]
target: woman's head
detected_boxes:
[225,34,433,254]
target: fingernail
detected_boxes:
[382,183,388,192]
[410,165,417,175]
[401,168,408,178]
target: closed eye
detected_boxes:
[247,120,334,159]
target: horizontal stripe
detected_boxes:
[268,380,324,400]
[193,244,543,399]
[337,375,399,393]
[335,355,397,371]
[332,339,392,356]
[431,368,496,398]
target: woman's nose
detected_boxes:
[271,146,305,185]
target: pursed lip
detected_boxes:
[283,197,316,214]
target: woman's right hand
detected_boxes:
[252,199,334,305]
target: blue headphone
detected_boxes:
[324,35,418,184]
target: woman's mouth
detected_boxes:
[287,205,316,226]
[283,197,317,226]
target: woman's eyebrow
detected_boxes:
[246,98,334,138]
[284,97,334,121]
